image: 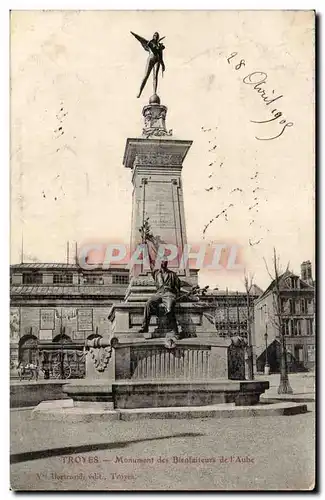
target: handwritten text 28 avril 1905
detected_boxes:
[227,52,294,141]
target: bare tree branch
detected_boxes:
[263,256,274,281]
[243,270,255,380]
[263,247,292,393]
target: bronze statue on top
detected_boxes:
[131,31,166,98]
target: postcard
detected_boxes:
[10,10,315,491]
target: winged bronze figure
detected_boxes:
[131,31,166,98]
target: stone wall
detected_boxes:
[10,382,70,408]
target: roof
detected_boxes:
[259,270,291,299]
[11,263,79,270]
[251,284,264,296]
[201,289,261,297]
[10,263,130,272]
[258,270,314,301]
[10,285,127,297]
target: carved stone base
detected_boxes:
[63,337,269,410]
[107,380,270,409]
[142,102,172,139]
[63,378,269,410]
[108,301,218,340]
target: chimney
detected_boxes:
[301,260,313,285]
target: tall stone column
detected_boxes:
[123,94,192,278]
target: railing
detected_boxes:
[130,346,211,380]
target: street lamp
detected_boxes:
[260,305,270,375]
[277,292,293,395]
[264,324,270,375]
[60,308,64,379]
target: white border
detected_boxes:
[2,2,322,499]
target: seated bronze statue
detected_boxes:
[138,259,181,338]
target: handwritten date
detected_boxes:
[227,52,294,141]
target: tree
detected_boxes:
[263,248,293,394]
[243,271,255,380]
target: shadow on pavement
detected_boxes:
[10,432,205,465]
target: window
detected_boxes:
[307,345,315,362]
[300,299,307,314]
[216,321,227,329]
[294,345,304,363]
[216,321,227,336]
[306,318,314,335]
[112,274,129,285]
[83,275,103,285]
[307,299,315,315]
[289,299,296,315]
[53,273,73,284]
[23,273,42,284]
[283,319,290,336]
[290,277,299,289]
[281,298,287,313]
[292,319,301,336]
[297,319,302,335]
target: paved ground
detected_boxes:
[256,372,315,396]
[10,381,315,491]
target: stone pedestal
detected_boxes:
[64,336,270,408]
[108,298,217,339]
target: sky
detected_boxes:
[10,10,315,291]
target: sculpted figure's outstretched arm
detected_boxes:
[130,32,150,52]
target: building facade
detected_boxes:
[10,263,129,377]
[202,285,263,340]
[254,261,315,373]
[10,261,265,378]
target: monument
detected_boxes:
[38,32,271,414]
